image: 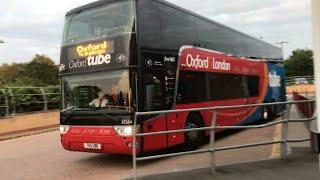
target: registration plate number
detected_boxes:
[84,143,102,150]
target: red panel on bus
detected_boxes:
[142,115,167,152]
[176,46,269,128]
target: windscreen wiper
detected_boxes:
[61,107,120,121]
[60,106,80,119]
[96,110,120,122]
[61,106,76,113]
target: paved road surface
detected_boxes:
[138,147,319,180]
[0,107,311,180]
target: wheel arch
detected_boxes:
[186,111,205,126]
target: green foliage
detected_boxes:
[24,54,59,86]
[11,88,45,112]
[0,87,60,116]
[0,54,59,87]
[0,63,26,87]
[0,54,60,116]
[285,49,314,77]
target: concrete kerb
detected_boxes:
[0,126,58,141]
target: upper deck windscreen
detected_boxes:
[63,0,135,46]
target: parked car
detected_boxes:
[295,77,308,85]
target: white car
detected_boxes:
[295,78,308,85]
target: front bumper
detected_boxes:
[60,126,140,155]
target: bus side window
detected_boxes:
[242,76,249,98]
[143,74,165,111]
[247,76,259,97]
[146,85,155,111]
[138,0,161,49]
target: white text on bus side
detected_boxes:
[212,58,231,71]
[186,54,231,71]
[87,54,111,66]
[186,54,209,69]
[68,54,112,69]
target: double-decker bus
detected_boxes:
[59,0,286,154]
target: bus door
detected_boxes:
[142,73,168,152]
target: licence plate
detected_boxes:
[84,143,102,150]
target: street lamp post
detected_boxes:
[311,0,320,173]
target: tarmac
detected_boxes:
[137,147,319,180]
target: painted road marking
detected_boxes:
[269,120,292,159]
[269,123,282,159]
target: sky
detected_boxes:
[0,0,312,65]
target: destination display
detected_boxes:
[59,36,134,75]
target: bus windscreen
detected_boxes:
[61,70,133,112]
[63,0,135,45]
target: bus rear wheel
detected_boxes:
[183,114,205,151]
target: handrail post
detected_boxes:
[306,102,313,129]
[1,89,10,117]
[8,88,16,115]
[40,87,48,111]
[281,104,292,160]
[210,110,217,173]
[132,113,138,180]
[308,101,313,118]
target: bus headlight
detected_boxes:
[60,125,70,135]
[114,125,139,137]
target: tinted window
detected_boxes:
[197,19,244,56]
[143,73,167,111]
[159,4,197,50]
[137,2,281,59]
[177,71,207,104]
[247,76,260,97]
[195,18,281,59]
[177,71,260,104]
[138,0,161,49]
[208,73,244,100]
[197,20,227,54]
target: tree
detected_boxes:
[0,54,59,87]
[23,54,59,86]
[0,63,27,87]
[284,49,314,77]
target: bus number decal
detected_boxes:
[121,119,133,125]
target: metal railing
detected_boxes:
[132,100,316,179]
[286,75,315,85]
[0,87,60,117]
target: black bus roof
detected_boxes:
[66,0,281,54]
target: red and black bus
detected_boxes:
[59,0,286,155]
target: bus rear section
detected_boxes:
[139,46,286,152]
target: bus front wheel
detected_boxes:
[183,114,205,151]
